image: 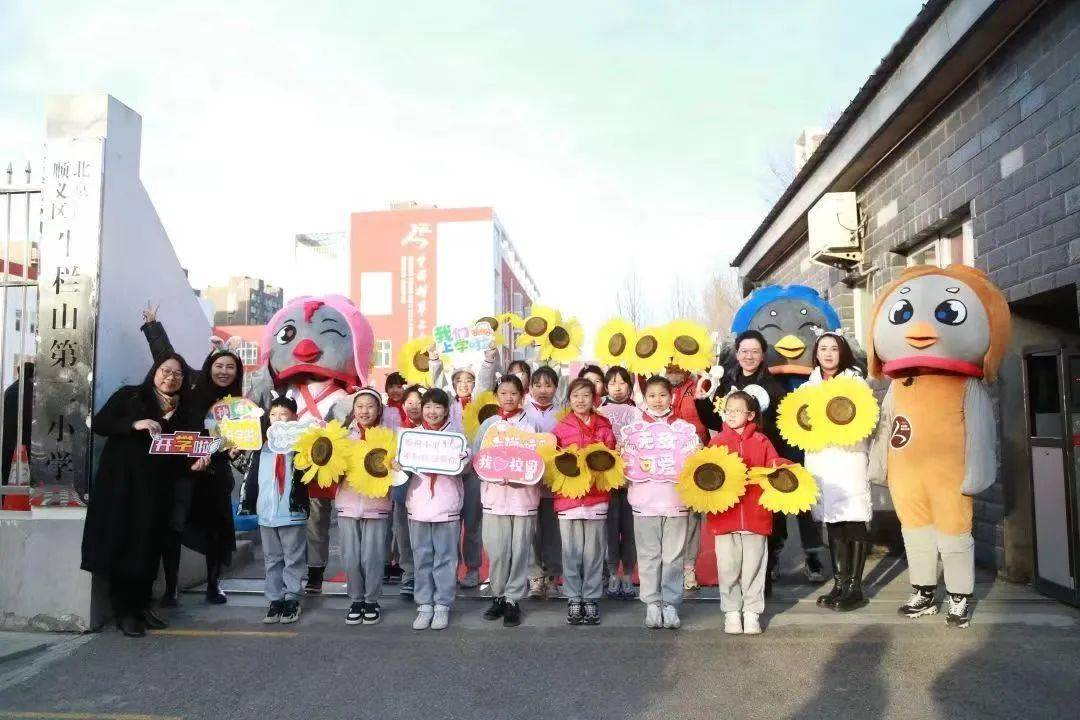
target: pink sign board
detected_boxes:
[473,445,545,485]
[149,432,222,458]
[598,403,638,438]
[620,420,699,484]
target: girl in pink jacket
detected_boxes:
[404,388,468,631]
[338,388,392,626]
[553,379,617,626]
[473,375,540,628]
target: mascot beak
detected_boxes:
[774,334,806,359]
[292,338,323,363]
[904,322,939,349]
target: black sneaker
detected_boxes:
[483,597,506,621]
[945,593,972,629]
[384,563,404,584]
[280,600,301,624]
[141,608,168,630]
[898,586,938,618]
[305,567,325,595]
[263,601,284,624]
[346,602,365,625]
[566,600,584,625]
[503,600,522,627]
[805,551,826,583]
[205,583,228,605]
[362,602,382,625]
[582,601,600,625]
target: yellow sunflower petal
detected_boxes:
[462,390,499,442]
[544,446,591,499]
[396,336,434,385]
[806,376,880,447]
[546,318,584,363]
[594,318,638,367]
[676,447,748,513]
[776,384,828,452]
[750,463,819,514]
[581,443,626,491]
[665,320,714,372]
[628,325,672,376]
[345,427,398,498]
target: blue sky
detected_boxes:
[0,0,923,330]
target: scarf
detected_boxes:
[154,389,179,418]
[497,408,522,420]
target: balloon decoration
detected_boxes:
[676,446,749,513]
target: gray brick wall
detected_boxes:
[757,0,1080,570]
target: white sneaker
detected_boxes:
[662,603,681,629]
[431,604,450,630]
[743,611,762,635]
[683,567,700,592]
[723,611,743,635]
[645,602,663,628]
[413,604,434,630]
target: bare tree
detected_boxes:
[704,267,743,333]
[615,269,646,326]
[667,280,705,323]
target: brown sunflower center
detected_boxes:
[311,437,334,466]
[693,463,725,491]
[364,448,388,478]
[796,404,813,432]
[585,450,616,472]
[635,335,658,358]
[413,351,430,372]
[554,453,581,477]
[608,333,627,356]
[524,317,548,336]
[825,396,857,425]
[549,325,571,349]
[767,468,799,493]
[477,316,499,331]
[477,403,499,424]
[674,335,699,355]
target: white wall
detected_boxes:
[436,219,494,325]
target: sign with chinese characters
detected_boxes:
[597,403,639,440]
[266,417,320,454]
[432,322,495,356]
[148,432,223,458]
[620,420,699,483]
[400,222,434,339]
[206,395,264,450]
[395,428,468,475]
[30,137,106,505]
[474,421,556,485]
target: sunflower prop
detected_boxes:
[347,427,398,499]
[396,336,434,385]
[806,376,880,447]
[294,421,354,489]
[542,317,585,363]
[751,463,819,514]
[543,446,591,499]
[676,447,749,513]
[581,443,626,491]
[665,320,713,372]
[515,305,563,348]
[462,390,500,442]
[629,325,671,376]
[595,318,638,367]
[776,384,828,452]
[476,312,522,347]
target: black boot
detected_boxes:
[160,532,181,607]
[305,566,325,595]
[834,541,869,612]
[117,614,146,638]
[817,538,848,608]
[205,556,227,605]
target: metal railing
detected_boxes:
[0,161,41,501]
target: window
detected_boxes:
[907,219,974,268]
[852,285,874,347]
[374,339,392,368]
[237,341,260,367]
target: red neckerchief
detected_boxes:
[352,423,368,440]
[497,408,521,420]
[401,415,418,429]
[457,394,472,410]
[298,382,341,420]
[387,401,407,425]
[274,453,287,496]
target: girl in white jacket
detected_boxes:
[803,332,873,612]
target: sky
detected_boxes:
[0,0,924,332]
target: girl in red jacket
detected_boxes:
[666,363,709,594]
[552,379,617,625]
[705,390,787,636]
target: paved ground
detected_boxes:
[1,549,1078,720]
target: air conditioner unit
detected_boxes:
[807,192,861,267]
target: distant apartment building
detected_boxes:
[202,276,283,326]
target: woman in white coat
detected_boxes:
[803,332,873,612]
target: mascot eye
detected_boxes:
[275,325,297,344]
[888,299,914,325]
[934,299,967,325]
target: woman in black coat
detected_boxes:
[81,353,192,637]
[141,305,243,606]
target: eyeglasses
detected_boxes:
[737,349,763,357]
[724,408,751,416]
[157,369,184,380]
